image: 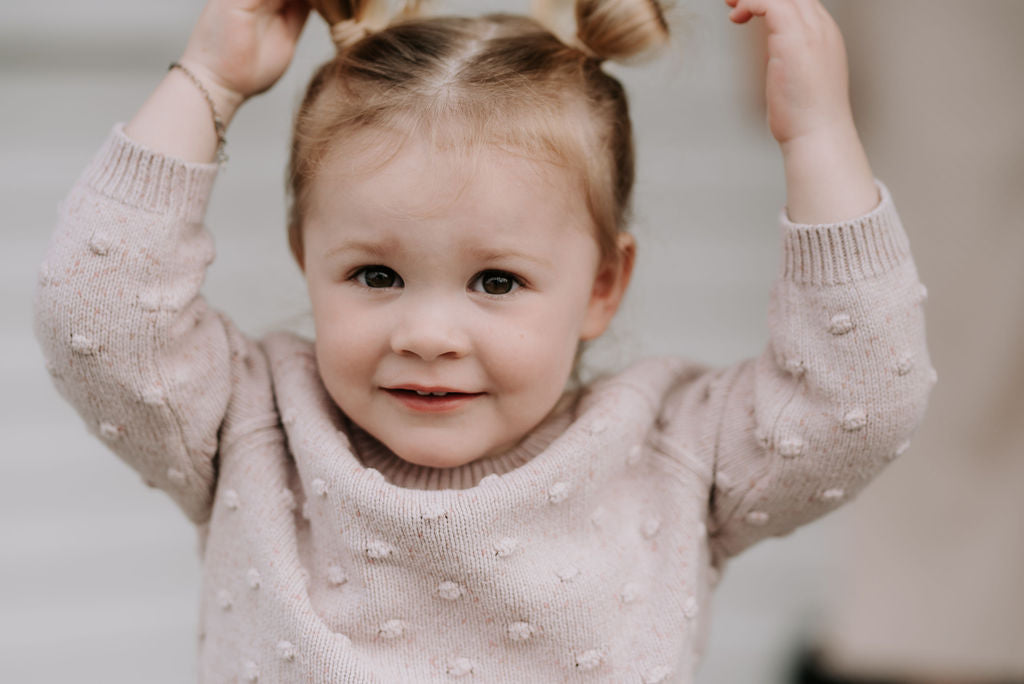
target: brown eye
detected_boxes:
[355,267,402,288]
[473,270,521,296]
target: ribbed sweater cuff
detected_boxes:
[779,180,910,285]
[80,122,220,224]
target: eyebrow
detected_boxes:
[465,246,553,269]
[323,239,399,261]
[322,239,553,269]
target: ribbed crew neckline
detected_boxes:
[342,391,580,491]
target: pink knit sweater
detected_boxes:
[33,123,933,683]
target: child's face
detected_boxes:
[300,132,631,468]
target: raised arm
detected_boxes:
[32,0,311,524]
[726,0,878,224]
[702,184,933,560]
[669,0,935,559]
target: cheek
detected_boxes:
[310,293,384,387]
[481,297,586,394]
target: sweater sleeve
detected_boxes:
[681,181,935,561]
[32,123,254,525]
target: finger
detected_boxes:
[728,0,800,33]
[283,0,312,39]
[728,8,754,24]
[724,0,739,7]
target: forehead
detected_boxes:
[304,129,592,242]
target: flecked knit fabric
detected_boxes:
[33,123,934,683]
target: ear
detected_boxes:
[289,223,306,273]
[580,232,636,341]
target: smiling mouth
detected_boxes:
[383,388,484,412]
[384,389,483,398]
[395,389,466,397]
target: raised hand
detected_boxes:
[180,0,313,113]
[726,0,878,223]
[126,0,312,162]
[726,0,852,146]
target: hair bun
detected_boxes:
[330,19,371,51]
[575,0,670,62]
[311,0,427,53]
[307,0,370,27]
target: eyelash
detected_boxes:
[348,266,525,296]
[351,266,404,289]
[471,270,524,296]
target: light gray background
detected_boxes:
[2,1,886,681]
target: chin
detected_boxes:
[389,440,481,470]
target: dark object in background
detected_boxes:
[789,644,1024,684]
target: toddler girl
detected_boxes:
[33,0,934,681]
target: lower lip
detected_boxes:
[384,390,483,413]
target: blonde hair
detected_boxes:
[287,0,671,269]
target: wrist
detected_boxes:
[174,57,246,128]
[125,64,240,165]
[780,123,878,224]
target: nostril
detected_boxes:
[390,321,472,361]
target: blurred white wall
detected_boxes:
[0,1,967,682]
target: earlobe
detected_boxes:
[580,233,636,341]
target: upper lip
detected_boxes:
[385,385,482,394]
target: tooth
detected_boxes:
[415,390,431,396]
[431,392,447,396]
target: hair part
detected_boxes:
[287,0,671,270]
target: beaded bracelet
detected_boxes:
[168,61,228,164]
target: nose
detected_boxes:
[390,298,471,362]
